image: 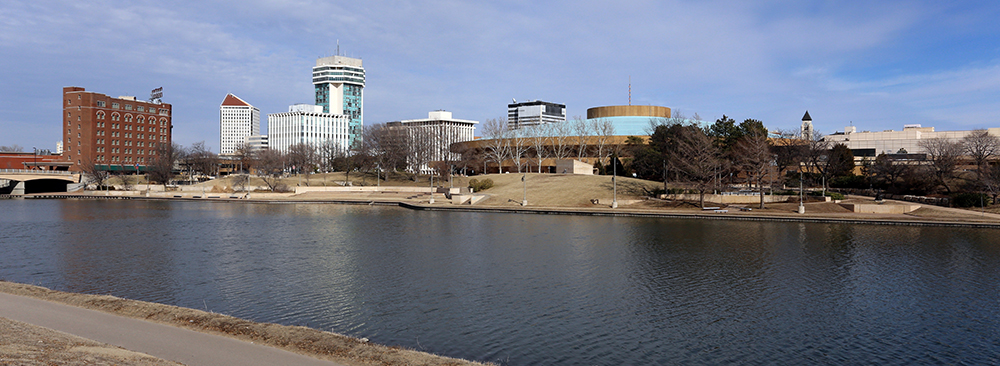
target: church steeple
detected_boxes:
[800,110,814,139]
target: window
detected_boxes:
[66,99,71,105]
[112,102,119,109]
[97,101,106,107]
[137,106,145,112]
[125,105,132,111]
[125,115,132,122]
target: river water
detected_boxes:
[1,199,999,365]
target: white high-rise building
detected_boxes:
[220,93,260,155]
[396,110,478,174]
[267,104,350,154]
[313,55,364,148]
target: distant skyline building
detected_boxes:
[391,110,478,174]
[508,100,565,130]
[267,104,350,154]
[62,86,172,172]
[586,105,672,136]
[244,135,268,151]
[313,55,364,148]
[219,93,260,155]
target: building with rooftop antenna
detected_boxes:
[313,55,364,148]
[219,93,260,155]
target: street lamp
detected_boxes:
[611,154,618,209]
[32,146,36,171]
[521,172,527,206]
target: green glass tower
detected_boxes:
[313,55,365,148]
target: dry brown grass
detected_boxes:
[0,281,491,366]
[471,173,661,207]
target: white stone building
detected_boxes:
[219,94,260,156]
[824,124,1000,157]
[267,104,350,154]
[397,110,478,174]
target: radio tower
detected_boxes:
[628,76,631,105]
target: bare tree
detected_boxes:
[403,125,432,178]
[591,118,615,169]
[186,141,219,177]
[232,144,257,174]
[871,153,907,191]
[256,149,286,191]
[803,130,832,192]
[770,129,806,188]
[80,156,110,190]
[675,126,726,208]
[480,118,510,173]
[962,129,1000,184]
[918,137,965,193]
[527,124,551,173]
[508,126,530,173]
[364,123,408,173]
[0,145,24,152]
[735,130,773,209]
[550,121,573,161]
[148,143,182,190]
[572,116,590,159]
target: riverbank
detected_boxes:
[11,190,1000,229]
[0,281,491,366]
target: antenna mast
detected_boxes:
[336,40,340,56]
[628,75,631,106]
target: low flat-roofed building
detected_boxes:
[823,124,1000,156]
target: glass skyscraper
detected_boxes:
[312,55,365,148]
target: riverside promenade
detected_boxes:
[0,291,346,366]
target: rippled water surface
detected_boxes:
[2,199,1000,365]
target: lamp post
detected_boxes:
[32,147,36,171]
[798,169,805,214]
[521,172,527,206]
[611,154,618,209]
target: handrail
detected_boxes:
[0,169,76,175]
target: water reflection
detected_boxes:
[1,199,1000,365]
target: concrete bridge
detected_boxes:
[0,169,83,195]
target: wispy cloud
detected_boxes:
[1,0,998,150]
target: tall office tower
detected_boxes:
[313,55,364,148]
[62,86,172,172]
[267,104,350,155]
[508,100,566,130]
[219,93,260,155]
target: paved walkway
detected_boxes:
[0,292,345,366]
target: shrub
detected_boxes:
[808,191,844,200]
[468,178,494,192]
[952,192,990,208]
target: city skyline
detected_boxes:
[2,1,1000,152]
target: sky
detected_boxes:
[3,0,1000,152]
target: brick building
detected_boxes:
[62,87,172,172]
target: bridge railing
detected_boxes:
[0,169,77,175]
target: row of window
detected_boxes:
[67,99,169,115]
[95,155,151,163]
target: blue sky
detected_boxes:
[3,0,1000,152]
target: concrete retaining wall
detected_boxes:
[295,186,434,194]
[659,193,796,204]
[839,203,920,214]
